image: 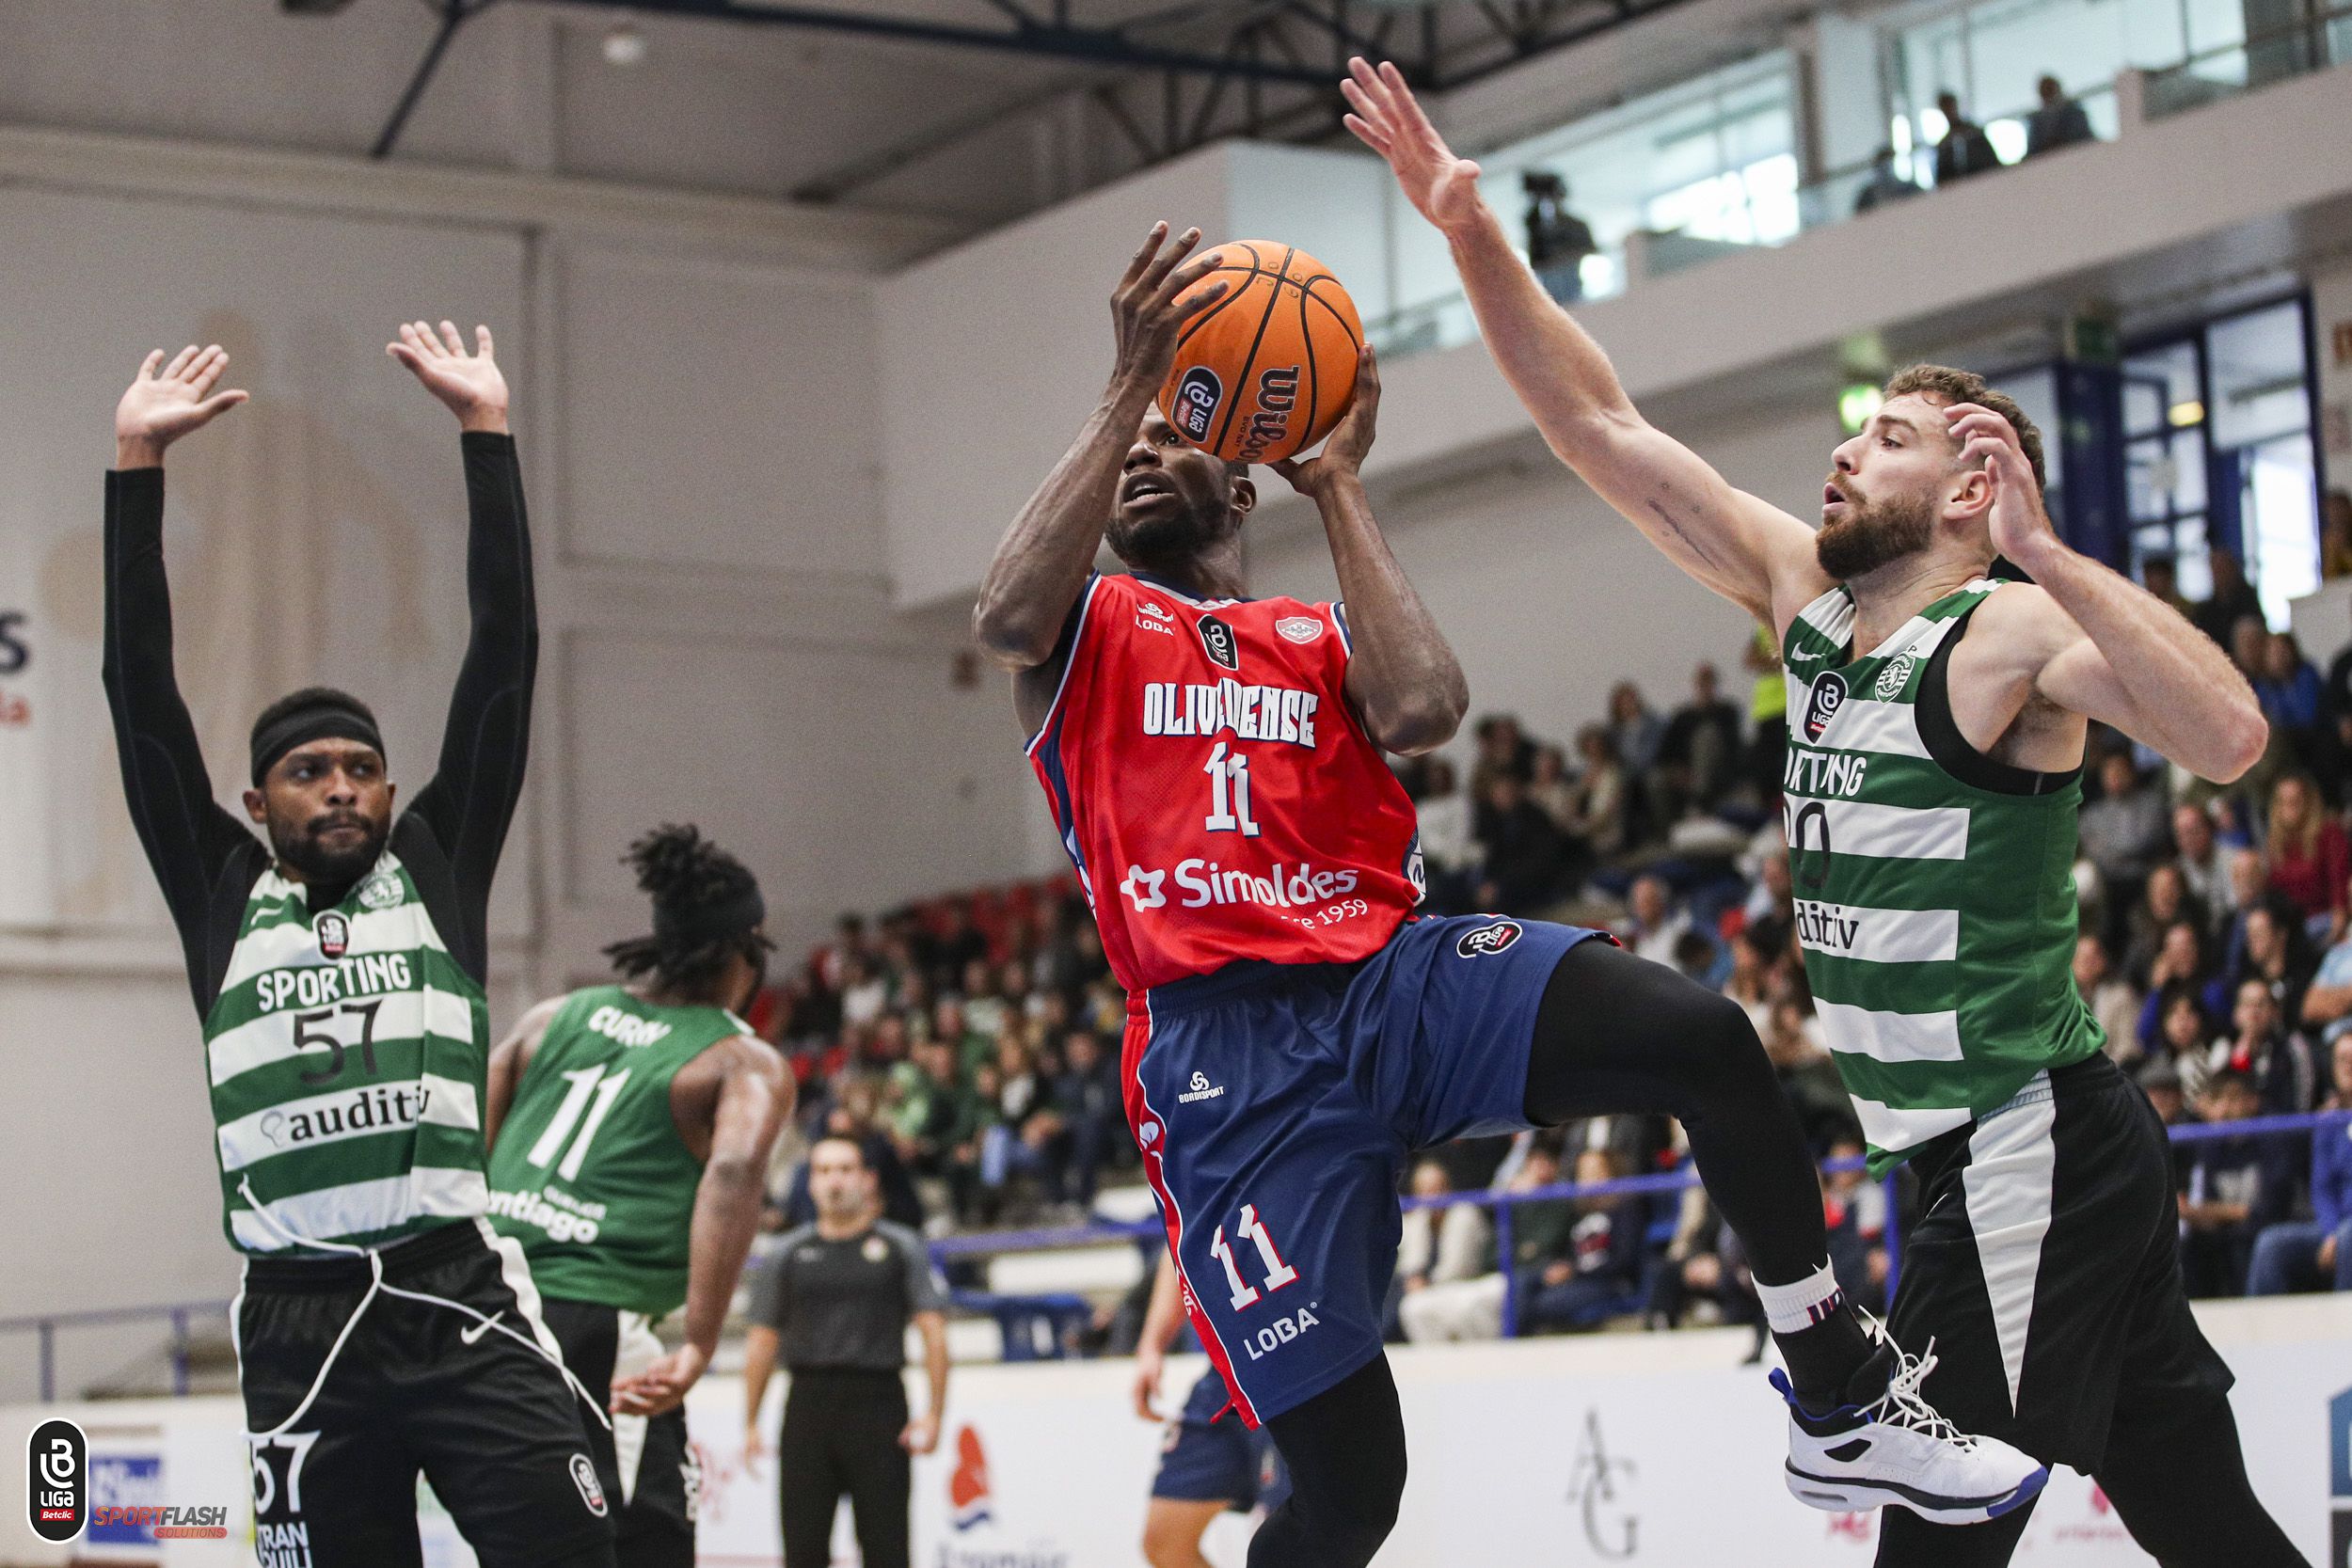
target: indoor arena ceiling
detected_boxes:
[324,0,1696,209]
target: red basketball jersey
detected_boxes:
[1027,570,1424,993]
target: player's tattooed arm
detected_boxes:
[1952,404,2266,784]
[973,223,1228,687]
[1341,55,1822,628]
[1274,348,1466,755]
[482,995,565,1148]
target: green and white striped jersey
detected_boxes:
[203,852,491,1254]
[1780,578,2102,1172]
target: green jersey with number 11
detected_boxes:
[486,986,747,1316]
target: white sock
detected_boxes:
[1755,1259,1847,1336]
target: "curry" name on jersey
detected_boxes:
[1141,679,1320,749]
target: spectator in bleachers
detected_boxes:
[1820,1135,1886,1315]
[1519,1149,1646,1332]
[2122,863,2203,987]
[1852,147,1922,214]
[2267,771,2349,941]
[2229,895,2318,1034]
[1931,90,2000,183]
[1606,681,1664,781]
[2248,1035,2352,1295]
[1396,1157,1491,1310]
[2079,752,2171,914]
[1740,844,1795,933]
[1742,624,1788,801]
[1474,769,1569,914]
[2257,633,2327,768]
[2302,908,2352,1048]
[1521,170,1597,304]
[1051,1029,1123,1208]
[2180,1069,2295,1296]
[1527,745,1578,835]
[2024,74,2096,157]
[2138,1053,2192,1128]
[1400,1142,1571,1343]
[2152,979,2220,1100]
[1412,756,1476,908]
[1469,714,1534,800]
[1764,995,1860,1150]
[1561,723,1632,867]
[961,958,1010,1042]
[930,900,991,989]
[2192,548,2265,651]
[2075,932,2143,1062]
[2141,555,2193,620]
[1656,661,1744,818]
[2213,975,2320,1116]
[2172,802,2236,932]
[1625,873,1692,966]
[1723,927,1778,1034]
[839,953,888,1029]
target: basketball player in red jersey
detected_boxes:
[973,227,2043,1568]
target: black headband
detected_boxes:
[652,883,767,946]
[250,703,386,786]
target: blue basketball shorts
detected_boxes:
[1149,1369,1290,1511]
[1120,913,1609,1427]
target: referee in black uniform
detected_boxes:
[744,1136,950,1568]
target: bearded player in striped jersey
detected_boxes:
[103,327,616,1568]
[975,225,2041,1568]
[1344,55,2301,1568]
[485,824,793,1568]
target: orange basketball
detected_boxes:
[1156,241,1363,465]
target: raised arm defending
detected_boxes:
[1341,57,1823,626]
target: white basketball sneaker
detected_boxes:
[1772,1323,2048,1525]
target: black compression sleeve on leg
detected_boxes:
[1248,1356,1407,1568]
[2097,1392,2307,1566]
[1522,939,1832,1286]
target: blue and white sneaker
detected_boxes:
[1772,1323,2048,1525]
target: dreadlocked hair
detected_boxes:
[602,823,771,995]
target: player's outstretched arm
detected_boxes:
[103,348,256,985]
[972,224,1229,675]
[1272,347,1466,755]
[1953,404,2266,783]
[1341,57,1820,626]
[389,323,535,942]
[613,1039,794,1418]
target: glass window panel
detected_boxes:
[2206,302,2311,450]
[2248,435,2319,626]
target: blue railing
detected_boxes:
[8,1111,2344,1400]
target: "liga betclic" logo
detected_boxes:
[28,1418,87,1542]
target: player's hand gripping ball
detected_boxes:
[1155,242,1364,466]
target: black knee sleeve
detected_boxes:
[1249,1358,1406,1568]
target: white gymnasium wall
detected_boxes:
[876,147,1236,610]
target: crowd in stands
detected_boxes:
[750,525,2352,1346]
